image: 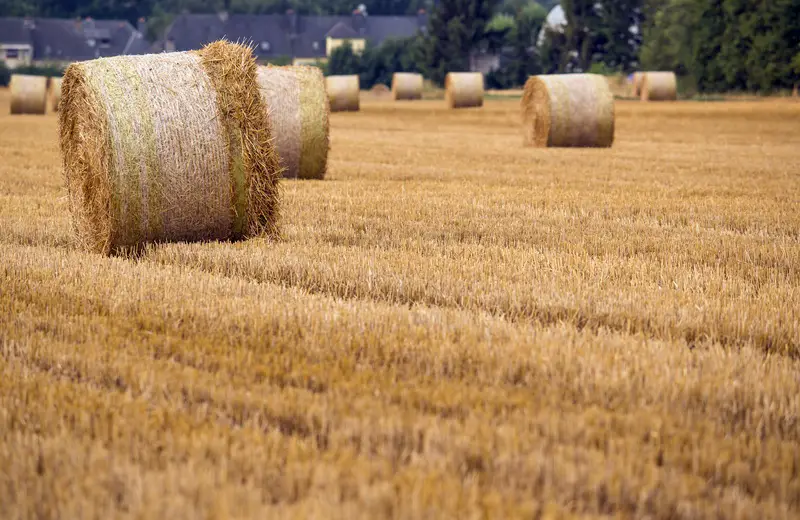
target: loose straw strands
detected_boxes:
[257,65,330,180]
[10,74,48,115]
[326,75,360,112]
[59,40,282,255]
[521,73,615,148]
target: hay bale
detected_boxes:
[326,75,360,112]
[631,72,644,97]
[257,65,330,180]
[392,72,423,101]
[9,74,48,115]
[521,74,615,148]
[445,72,484,109]
[50,77,63,112]
[640,71,677,101]
[59,40,282,255]
[370,83,390,95]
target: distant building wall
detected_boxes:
[326,37,365,56]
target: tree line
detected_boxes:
[2,0,798,93]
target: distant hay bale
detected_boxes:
[370,83,390,95]
[257,65,330,180]
[50,77,63,112]
[640,71,677,101]
[631,72,644,97]
[445,72,484,109]
[9,74,48,115]
[392,72,423,101]
[59,41,282,255]
[521,74,615,148]
[326,75,360,112]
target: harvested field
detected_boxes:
[1,85,799,519]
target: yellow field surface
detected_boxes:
[1,86,799,518]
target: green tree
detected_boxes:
[326,41,361,76]
[595,0,643,72]
[425,0,498,84]
[486,2,546,87]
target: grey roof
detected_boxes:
[165,12,427,59]
[0,17,148,62]
[0,17,33,45]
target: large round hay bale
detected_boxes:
[392,72,423,101]
[257,65,330,180]
[641,71,677,101]
[326,75,360,112]
[445,72,484,109]
[50,77,63,112]
[59,41,282,255]
[10,74,48,115]
[521,74,615,148]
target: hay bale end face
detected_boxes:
[641,71,677,101]
[445,72,484,109]
[521,73,615,148]
[50,77,63,112]
[392,72,423,101]
[257,65,330,180]
[10,74,48,115]
[59,41,282,255]
[326,75,360,112]
[631,72,644,97]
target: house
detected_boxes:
[162,8,429,65]
[0,16,149,67]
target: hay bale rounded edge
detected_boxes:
[257,65,330,180]
[10,74,48,115]
[445,72,484,109]
[59,40,282,255]
[392,72,423,101]
[50,77,63,112]
[641,71,677,101]
[326,75,360,112]
[521,73,615,148]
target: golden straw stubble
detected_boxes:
[521,74,615,148]
[9,74,48,115]
[59,40,282,255]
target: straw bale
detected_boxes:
[59,40,282,255]
[392,72,423,101]
[641,71,677,101]
[326,75,360,112]
[50,77,63,112]
[257,65,330,180]
[445,72,484,109]
[521,73,615,148]
[631,72,644,97]
[370,83,390,95]
[9,74,47,115]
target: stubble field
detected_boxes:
[1,86,799,519]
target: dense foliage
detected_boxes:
[2,0,798,92]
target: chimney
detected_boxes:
[286,9,298,37]
[417,8,427,31]
[137,17,146,35]
[352,8,366,35]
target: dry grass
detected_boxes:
[1,86,799,519]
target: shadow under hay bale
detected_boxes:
[326,75,360,112]
[392,72,423,101]
[257,65,330,180]
[641,71,678,101]
[445,72,484,109]
[521,74,615,148]
[50,77,63,112]
[60,40,282,255]
[10,74,48,115]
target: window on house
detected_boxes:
[5,49,19,59]
[99,37,111,48]
[260,41,270,52]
